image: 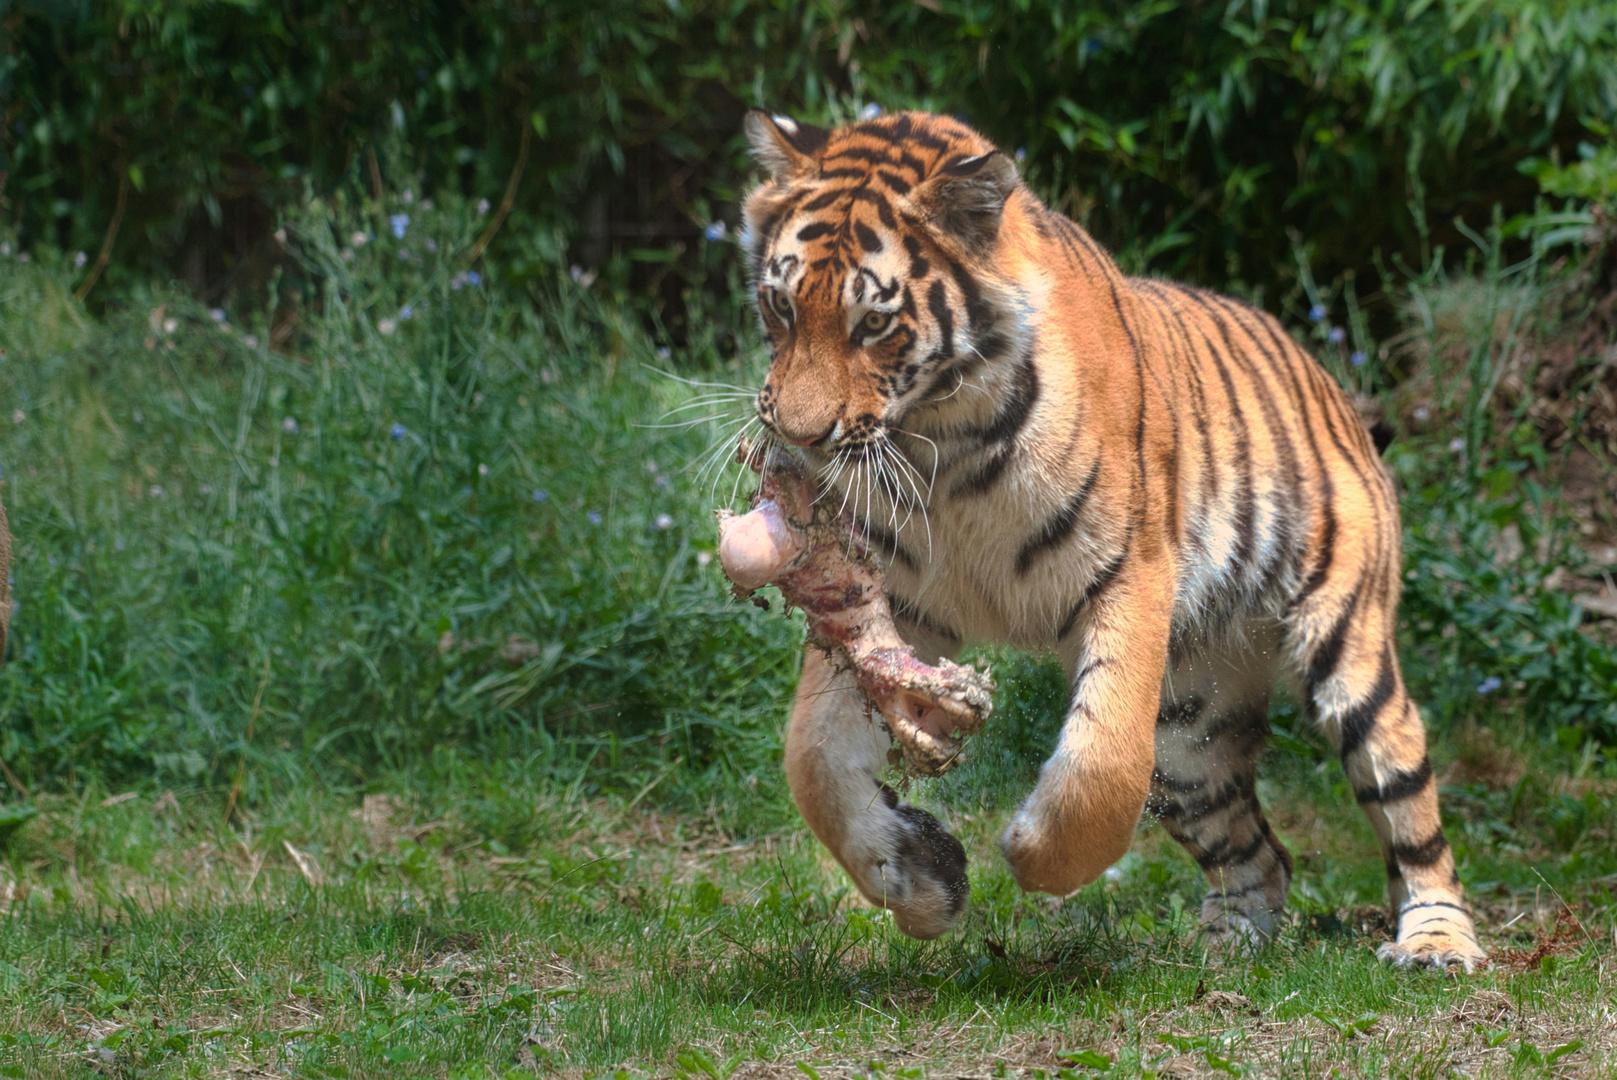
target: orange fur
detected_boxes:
[738,109,1483,970]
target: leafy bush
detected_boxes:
[6,0,1616,328]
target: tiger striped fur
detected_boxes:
[740,109,1484,970]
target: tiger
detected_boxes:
[735,107,1485,971]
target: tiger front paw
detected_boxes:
[845,797,969,940]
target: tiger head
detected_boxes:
[740,110,1025,453]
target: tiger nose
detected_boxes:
[765,401,837,447]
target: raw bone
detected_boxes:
[716,441,993,776]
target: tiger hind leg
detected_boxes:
[1293,580,1486,971]
[1149,632,1292,949]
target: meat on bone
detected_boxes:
[716,439,993,776]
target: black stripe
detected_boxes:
[796,222,835,242]
[926,280,954,361]
[1136,282,1217,516]
[1390,830,1449,869]
[824,146,888,165]
[858,518,918,571]
[803,188,846,212]
[1337,647,1396,758]
[1397,900,1471,916]
[1303,586,1359,704]
[1102,280,1149,529]
[905,127,952,153]
[1355,756,1433,804]
[1160,775,1256,827]
[959,352,1039,446]
[854,221,883,254]
[1234,305,1345,605]
[1183,294,1302,593]
[1015,457,1102,575]
[1195,829,1269,871]
[1072,657,1111,694]
[1046,217,1099,284]
[950,446,1013,498]
[876,170,912,195]
[1203,702,1270,755]
[1265,817,1294,877]
[1157,695,1207,728]
[902,235,929,278]
[886,592,961,643]
[1056,535,1131,639]
[1164,287,1256,575]
[944,256,992,330]
[1151,768,1207,795]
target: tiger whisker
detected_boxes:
[648,368,756,395]
[890,426,941,496]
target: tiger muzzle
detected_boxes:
[763,383,843,448]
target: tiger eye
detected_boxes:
[863,310,889,332]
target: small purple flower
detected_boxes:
[390,422,407,440]
[400,305,414,320]
[656,513,674,529]
[283,416,299,434]
[1015,148,1027,163]
[704,221,727,242]
[860,103,882,121]
[390,213,410,240]
[655,475,670,490]
[114,538,125,552]
[48,556,57,567]
[1476,675,1502,695]
[532,489,549,502]
[1349,350,1367,367]
[210,308,227,323]
[1328,326,1346,344]
[656,346,671,361]
[466,270,481,286]
[1309,303,1327,323]
[586,510,602,525]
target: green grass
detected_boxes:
[0,195,797,804]
[3,725,1617,1078]
[4,196,1617,1076]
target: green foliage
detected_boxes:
[1520,125,1617,207]
[6,0,1617,323]
[0,190,797,793]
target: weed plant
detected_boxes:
[0,194,796,814]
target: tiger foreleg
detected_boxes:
[785,649,970,939]
[1001,560,1173,896]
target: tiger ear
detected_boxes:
[744,110,828,181]
[916,151,1019,253]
